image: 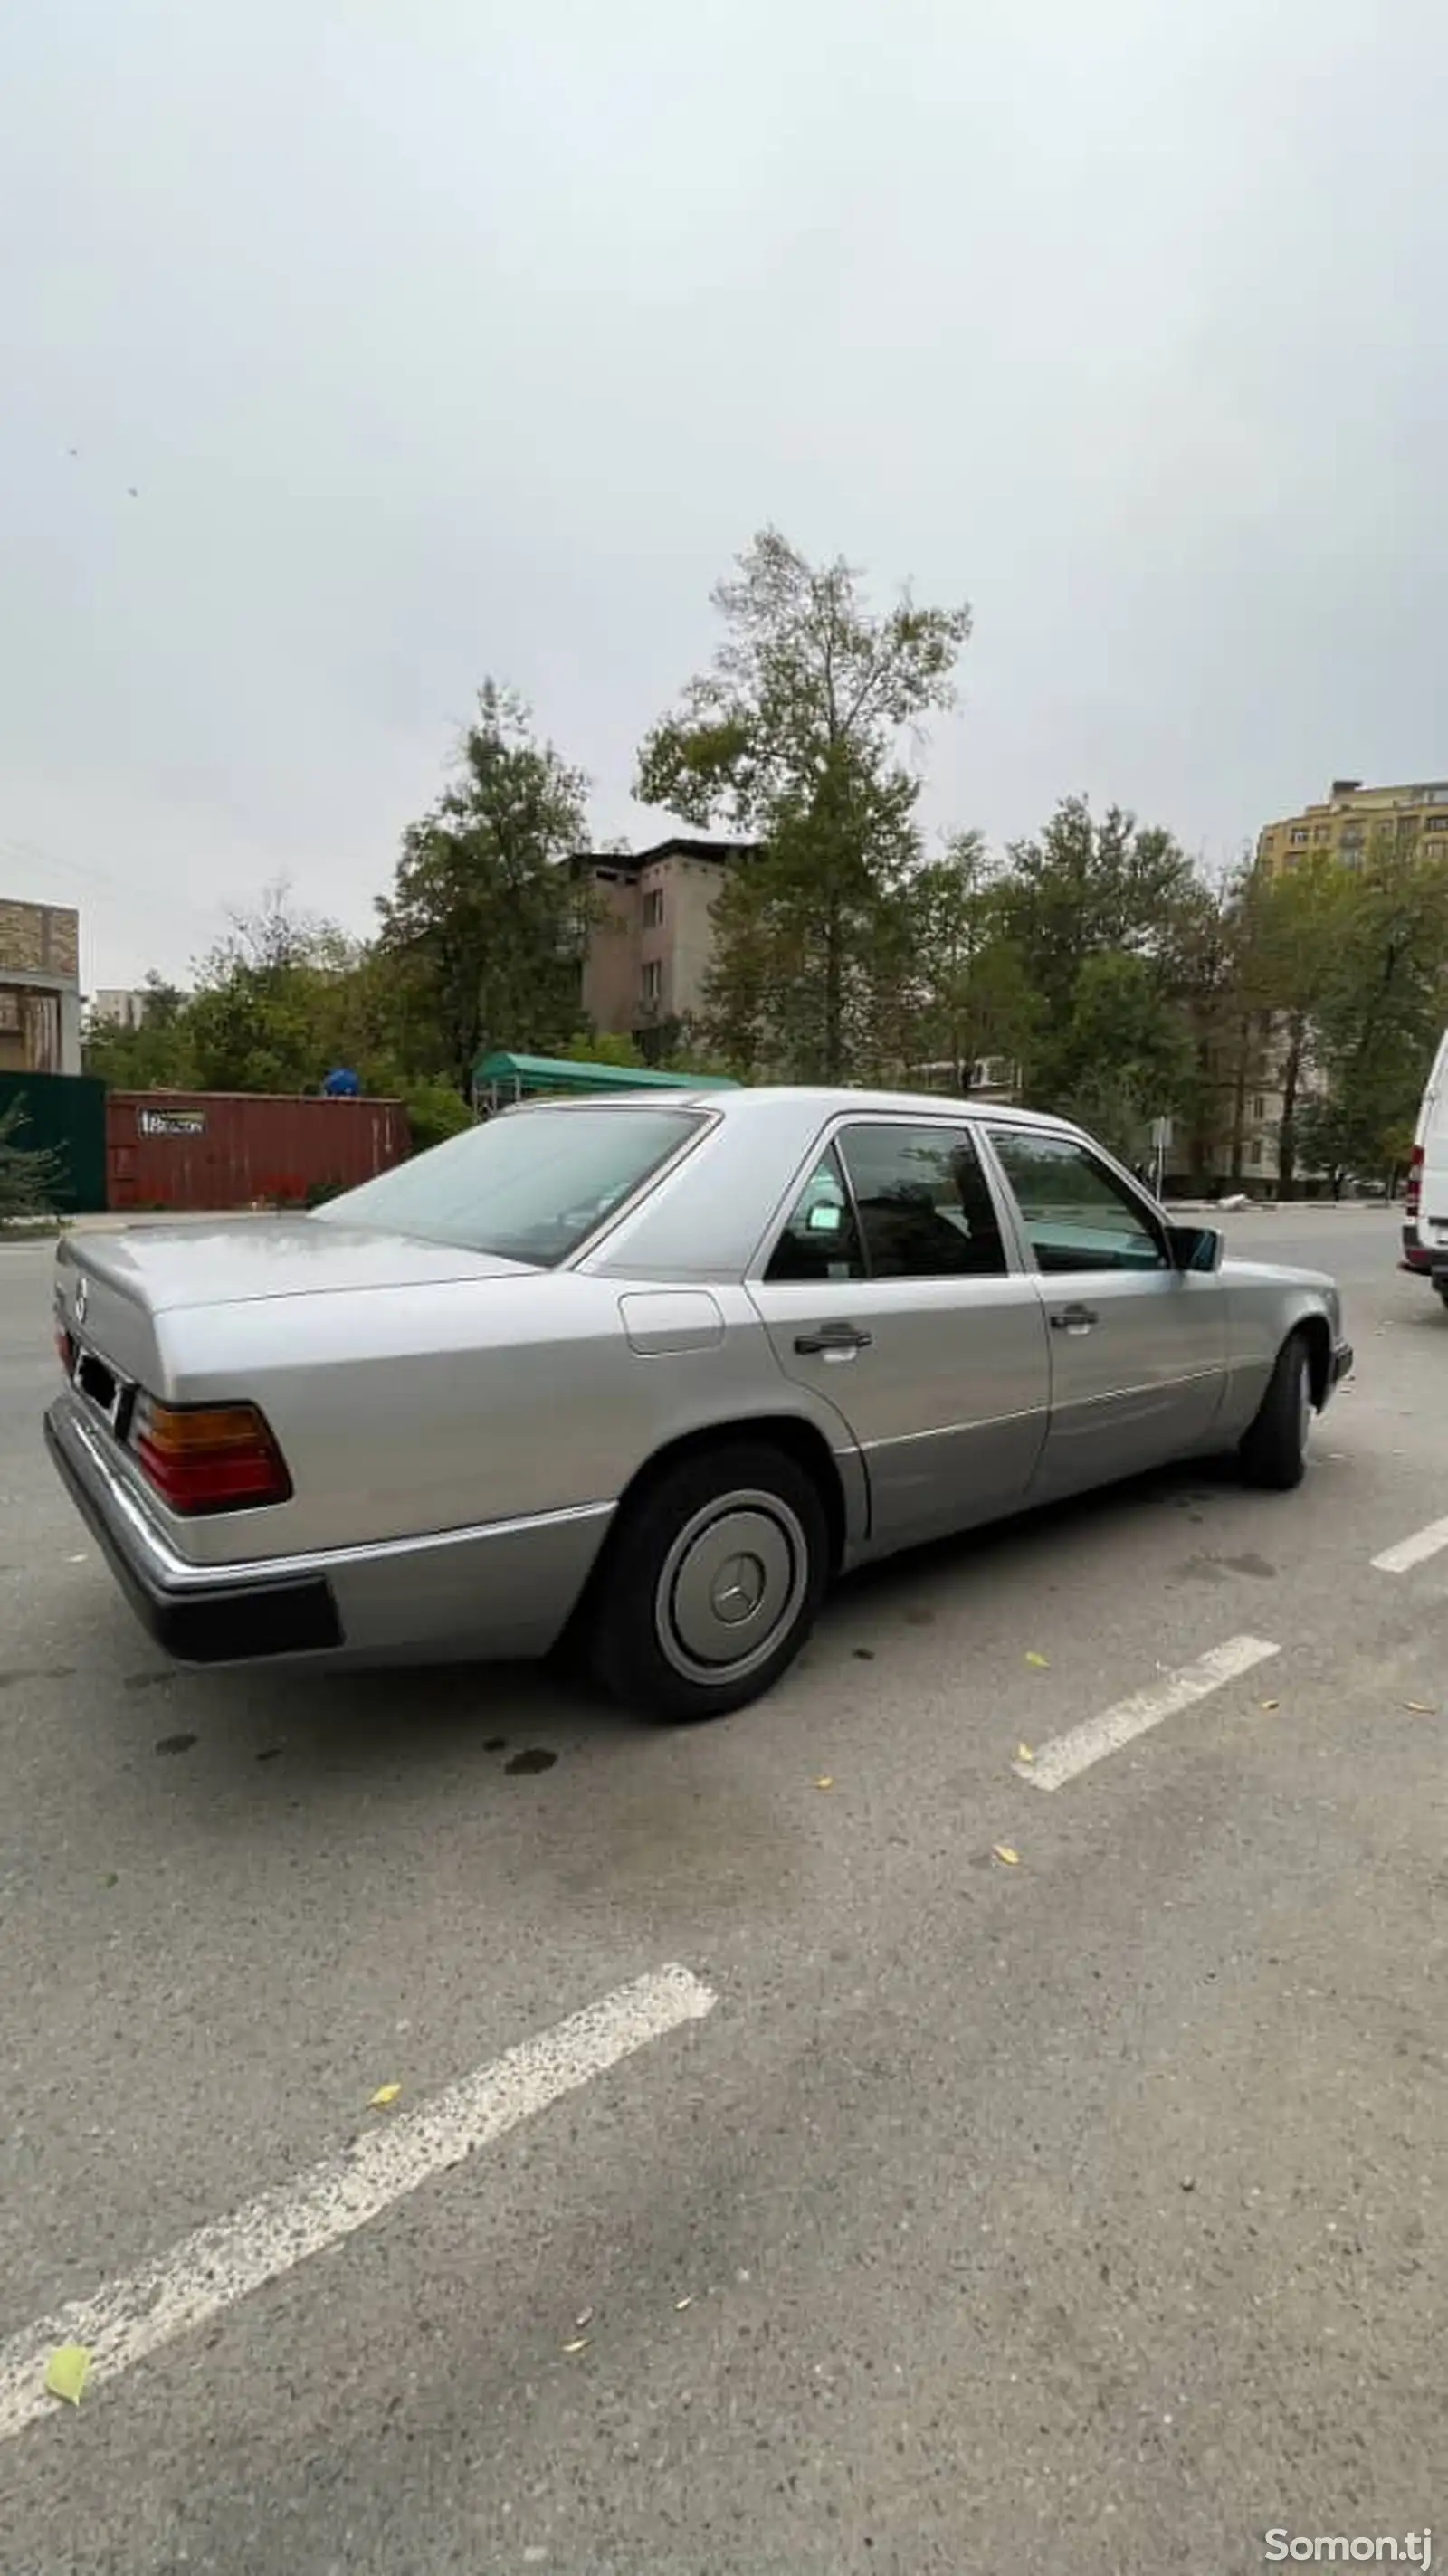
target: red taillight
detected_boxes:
[129,1394,291,1516]
[1405,1145,1424,1218]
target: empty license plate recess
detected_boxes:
[73,1342,132,1436]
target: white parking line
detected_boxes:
[1014,1635,1281,1792]
[1369,1515,1448,1575]
[0,1963,715,2443]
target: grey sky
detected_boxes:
[4,0,1444,992]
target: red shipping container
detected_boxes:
[106,1091,411,1213]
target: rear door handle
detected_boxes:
[794,1321,873,1357]
[1049,1303,1100,1334]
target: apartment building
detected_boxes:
[572,838,757,1053]
[0,897,82,1077]
[91,986,156,1031]
[1257,776,1448,878]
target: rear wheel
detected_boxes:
[1239,1330,1313,1490]
[586,1440,830,1723]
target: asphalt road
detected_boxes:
[0,1207,1443,2576]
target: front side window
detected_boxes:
[989,1129,1167,1275]
[837,1124,1008,1279]
[316,1106,703,1265]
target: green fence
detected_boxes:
[0,1071,108,1212]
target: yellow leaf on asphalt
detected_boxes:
[1405,1701,1434,1714]
[1260,1699,1280,1711]
[674,2296,693,2311]
[1025,1652,1050,1669]
[44,2344,90,2407]
[562,2336,591,2354]
[992,1844,1021,1867]
[1016,1744,1034,1763]
[815,1776,834,1791]
[368,2083,402,2109]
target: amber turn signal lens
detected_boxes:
[130,1395,291,1515]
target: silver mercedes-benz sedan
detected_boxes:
[45,1088,1351,1721]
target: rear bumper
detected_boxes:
[44,1393,614,1669]
[1401,1224,1434,1272]
[45,1402,341,1662]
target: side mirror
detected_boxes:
[1167,1223,1224,1275]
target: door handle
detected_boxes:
[1049,1303,1100,1334]
[794,1321,873,1356]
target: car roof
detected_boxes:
[510,1083,1064,1129]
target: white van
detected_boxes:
[1402,1026,1448,1301]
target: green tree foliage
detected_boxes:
[1228,856,1355,1191]
[1298,832,1448,1183]
[992,798,1201,1145]
[376,682,590,1095]
[898,832,1039,1087]
[1043,952,1196,1164]
[999,798,1198,1025]
[637,529,971,1081]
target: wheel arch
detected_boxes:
[1293,1310,1332,1406]
[606,1412,853,1571]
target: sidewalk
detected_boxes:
[3,1208,269,1242]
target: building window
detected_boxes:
[643,889,663,929]
[1313,825,1331,842]
[1289,828,1310,846]
[1253,1096,1266,1122]
[641,960,662,1006]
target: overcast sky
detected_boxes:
[3,0,1444,990]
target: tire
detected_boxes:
[586,1440,830,1723]
[1239,1330,1313,1491]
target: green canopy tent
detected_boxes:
[472,1050,738,1114]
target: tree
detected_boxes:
[376,684,590,1095]
[1232,857,1354,1193]
[83,974,193,1088]
[897,832,1039,1087]
[1298,832,1448,1184]
[994,798,1202,1141]
[0,1097,67,1221]
[180,884,366,1094]
[636,528,971,1082]
[1041,951,1196,1164]
[997,797,1199,1029]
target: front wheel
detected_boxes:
[1239,1330,1313,1491]
[586,1441,830,1723]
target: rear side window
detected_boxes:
[840,1124,1008,1278]
[316,1105,703,1265]
[765,1146,866,1282]
[989,1128,1166,1274]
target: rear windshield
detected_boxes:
[314,1104,704,1265]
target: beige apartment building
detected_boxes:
[0,897,82,1077]
[1257,775,1448,877]
[572,838,757,1053]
